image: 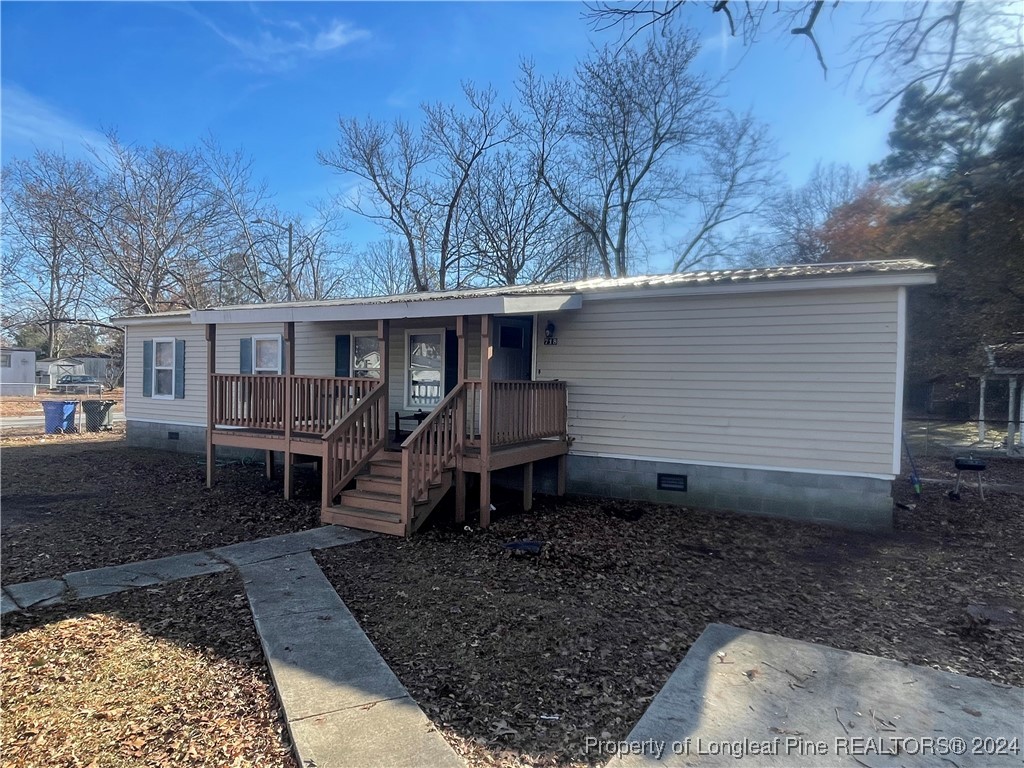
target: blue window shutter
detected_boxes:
[174,339,186,399]
[335,335,351,377]
[444,329,458,394]
[240,338,253,374]
[142,340,153,397]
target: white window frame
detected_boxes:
[152,337,176,400]
[404,328,445,410]
[252,334,283,375]
[352,333,381,379]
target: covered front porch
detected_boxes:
[203,313,570,536]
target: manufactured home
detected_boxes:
[0,347,38,396]
[115,260,936,535]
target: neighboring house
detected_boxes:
[115,260,936,535]
[0,347,38,396]
[36,357,86,388]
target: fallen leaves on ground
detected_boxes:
[2,433,320,583]
[1,572,295,768]
[317,458,1023,767]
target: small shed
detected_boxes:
[0,347,38,396]
[977,340,1024,455]
[36,356,86,388]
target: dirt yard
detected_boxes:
[3,433,1020,768]
[317,459,1024,767]
[1,431,321,584]
[0,389,125,418]
[1,572,296,767]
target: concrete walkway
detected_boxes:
[241,552,463,767]
[2,525,463,767]
[615,623,1023,767]
[1,525,369,613]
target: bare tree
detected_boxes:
[585,1,1024,112]
[349,239,416,297]
[459,148,575,286]
[320,84,511,291]
[519,33,713,277]
[761,161,863,264]
[81,134,235,314]
[1,151,98,356]
[672,111,779,271]
[319,118,433,290]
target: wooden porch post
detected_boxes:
[1008,377,1019,457]
[556,454,567,497]
[205,323,217,488]
[479,315,492,527]
[378,319,389,441]
[283,322,295,500]
[978,376,987,443]
[523,461,533,512]
[455,315,467,523]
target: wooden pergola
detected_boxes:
[976,341,1024,455]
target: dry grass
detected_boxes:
[1,573,295,768]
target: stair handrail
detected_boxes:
[321,383,386,507]
[400,383,465,525]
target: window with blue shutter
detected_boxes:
[142,340,153,397]
[335,335,351,377]
[240,338,253,374]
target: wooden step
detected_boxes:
[340,488,402,513]
[356,473,402,495]
[322,504,405,536]
[368,458,402,478]
[375,450,402,462]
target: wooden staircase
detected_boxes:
[322,451,453,536]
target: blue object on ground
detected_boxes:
[42,401,77,434]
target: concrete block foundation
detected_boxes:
[497,454,894,531]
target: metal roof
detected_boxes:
[115,259,935,324]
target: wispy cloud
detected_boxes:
[181,5,370,72]
[1,85,106,160]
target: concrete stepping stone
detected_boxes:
[616,623,1023,767]
[4,578,66,610]
[214,525,374,567]
[239,551,463,767]
[2,589,22,615]
[64,552,229,599]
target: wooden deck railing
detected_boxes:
[210,374,377,435]
[322,385,387,507]
[491,380,568,447]
[211,374,287,431]
[291,376,377,434]
[400,384,465,526]
[459,379,567,448]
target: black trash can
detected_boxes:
[83,400,116,432]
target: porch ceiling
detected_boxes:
[190,293,582,325]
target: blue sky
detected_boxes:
[1,2,896,269]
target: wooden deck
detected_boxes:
[204,315,570,536]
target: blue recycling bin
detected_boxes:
[42,400,78,434]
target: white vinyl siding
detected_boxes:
[125,322,206,426]
[535,287,901,477]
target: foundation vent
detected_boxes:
[657,473,687,492]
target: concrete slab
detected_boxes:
[4,578,66,609]
[64,564,164,597]
[130,552,229,582]
[2,589,21,615]
[288,695,465,768]
[214,525,374,566]
[615,624,1024,767]
[240,552,350,620]
[242,553,409,721]
[240,551,463,766]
